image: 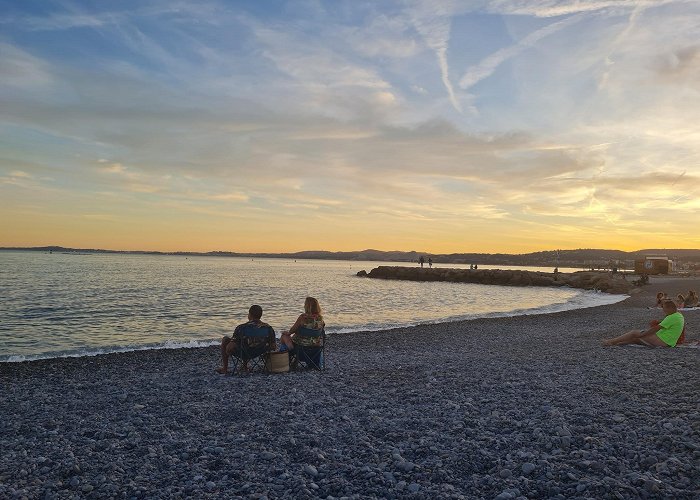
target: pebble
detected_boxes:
[396,461,415,472]
[522,463,536,475]
[304,465,318,477]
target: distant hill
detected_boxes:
[2,246,700,267]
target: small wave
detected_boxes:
[1,290,627,363]
[326,290,628,334]
[1,339,220,363]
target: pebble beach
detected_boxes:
[1,278,698,499]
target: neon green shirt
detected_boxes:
[656,312,684,347]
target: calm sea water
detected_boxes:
[0,251,626,362]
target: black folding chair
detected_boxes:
[289,326,326,371]
[231,324,274,373]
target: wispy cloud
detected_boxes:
[483,0,674,18]
[459,14,586,91]
[407,1,464,113]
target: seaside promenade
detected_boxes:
[1,278,698,499]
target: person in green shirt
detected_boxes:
[603,300,685,347]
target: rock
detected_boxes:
[407,483,420,492]
[522,463,536,475]
[499,469,513,479]
[397,461,415,472]
[495,491,514,500]
[304,465,318,477]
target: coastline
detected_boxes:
[1,287,626,363]
[1,278,698,498]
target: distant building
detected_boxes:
[634,256,674,275]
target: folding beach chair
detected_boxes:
[231,324,274,373]
[289,326,326,371]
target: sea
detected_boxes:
[0,251,627,362]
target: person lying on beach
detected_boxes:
[654,291,668,307]
[280,296,325,351]
[676,294,686,309]
[602,300,685,347]
[216,304,276,374]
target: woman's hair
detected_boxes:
[304,296,322,315]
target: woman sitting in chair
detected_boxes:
[280,296,325,351]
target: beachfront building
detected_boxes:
[634,255,674,275]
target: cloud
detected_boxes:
[483,0,675,18]
[0,43,54,88]
[652,45,700,85]
[459,13,586,90]
[101,163,127,174]
[9,170,32,178]
[406,0,464,112]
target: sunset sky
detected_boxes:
[1,0,699,253]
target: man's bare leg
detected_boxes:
[637,332,669,347]
[602,330,644,346]
[603,330,668,347]
[216,336,232,374]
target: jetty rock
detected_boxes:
[356,266,632,294]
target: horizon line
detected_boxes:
[1,245,698,257]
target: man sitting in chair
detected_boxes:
[216,304,276,374]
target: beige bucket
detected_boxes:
[266,351,289,373]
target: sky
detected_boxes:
[1,0,699,253]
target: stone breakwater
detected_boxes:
[357,266,633,294]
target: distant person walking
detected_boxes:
[428,257,433,268]
[419,256,425,268]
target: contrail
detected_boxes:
[459,13,585,91]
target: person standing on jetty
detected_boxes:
[419,256,425,268]
[216,305,276,374]
[602,300,684,347]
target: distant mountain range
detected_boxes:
[3,246,700,267]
